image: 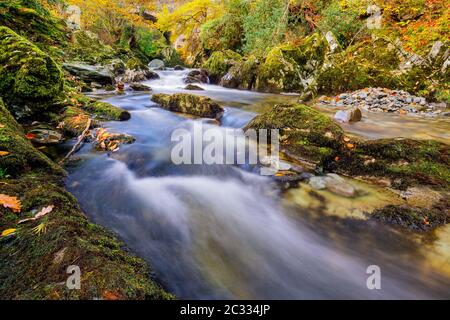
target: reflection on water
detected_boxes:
[315,104,450,143]
[68,70,450,299]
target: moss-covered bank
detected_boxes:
[0,26,64,118]
[0,99,172,300]
[246,103,450,191]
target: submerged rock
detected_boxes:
[334,107,362,123]
[184,84,204,91]
[151,93,224,119]
[130,83,152,91]
[309,174,357,197]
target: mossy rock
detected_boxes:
[255,33,328,93]
[84,101,131,121]
[0,173,173,300]
[245,104,344,165]
[203,50,243,83]
[152,93,224,119]
[0,26,64,118]
[0,98,62,178]
[316,38,401,94]
[221,55,259,90]
[126,57,149,71]
[66,30,116,65]
[0,0,67,49]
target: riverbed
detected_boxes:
[66,69,450,299]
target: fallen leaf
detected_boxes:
[0,151,10,156]
[347,143,355,149]
[32,223,47,236]
[0,124,5,128]
[18,205,54,224]
[0,194,21,213]
[25,133,36,140]
[102,290,122,300]
[335,156,340,162]
[343,137,351,142]
[1,228,16,237]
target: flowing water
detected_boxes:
[66,69,450,299]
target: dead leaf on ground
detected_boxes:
[1,228,17,237]
[0,151,10,156]
[18,205,54,224]
[0,194,21,213]
[102,290,123,300]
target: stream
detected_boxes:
[66,69,450,299]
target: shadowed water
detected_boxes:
[66,70,450,299]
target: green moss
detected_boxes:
[0,0,67,50]
[152,93,224,119]
[255,33,328,93]
[0,98,63,178]
[221,55,259,90]
[371,197,450,232]
[316,39,401,94]
[203,50,243,82]
[245,104,343,164]
[0,26,64,117]
[66,30,116,65]
[0,173,173,300]
[84,102,131,121]
[328,138,450,189]
[126,57,148,71]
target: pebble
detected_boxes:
[318,88,448,117]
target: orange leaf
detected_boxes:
[347,143,355,149]
[0,194,21,213]
[0,151,10,156]
[102,290,122,300]
[25,133,36,140]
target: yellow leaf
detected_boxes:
[0,151,10,156]
[1,228,16,237]
[0,194,22,213]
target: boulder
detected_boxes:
[148,59,165,70]
[121,69,159,83]
[174,65,185,71]
[151,93,224,119]
[220,56,259,90]
[185,69,210,84]
[203,50,242,83]
[334,107,363,123]
[0,27,64,117]
[184,84,204,91]
[63,62,114,85]
[255,33,328,93]
[130,83,152,91]
[245,104,343,165]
